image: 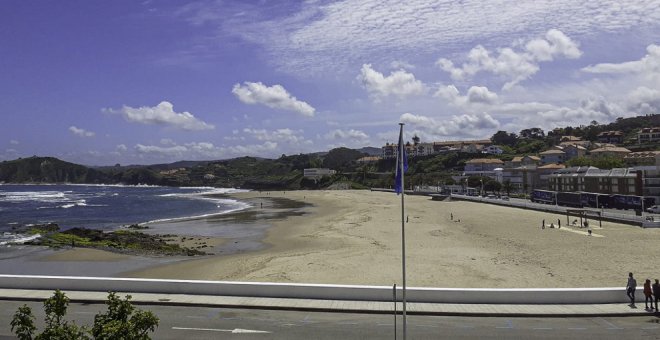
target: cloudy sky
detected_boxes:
[1,1,659,165]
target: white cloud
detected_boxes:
[232,82,315,117]
[9,140,19,145]
[324,129,370,141]
[626,86,660,114]
[435,85,499,106]
[116,144,127,152]
[181,0,658,76]
[436,29,581,90]
[69,126,95,137]
[582,44,660,74]
[400,112,500,138]
[242,128,308,144]
[357,64,426,102]
[105,101,214,131]
[390,60,415,70]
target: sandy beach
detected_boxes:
[111,190,660,288]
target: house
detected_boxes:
[412,142,434,157]
[506,155,540,168]
[500,165,538,193]
[589,146,632,159]
[303,168,336,179]
[597,130,624,144]
[560,140,592,149]
[562,144,587,160]
[623,151,660,167]
[482,145,504,155]
[539,149,566,164]
[464,158,504,173]
[357,156,380,164]
[638,127,660,144]
[381,143,397,159]
[560,135,582,143]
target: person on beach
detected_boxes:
[627,272,637,306]
[652,279,660,311]
[542,219,545,229]
[450,213,453,221]
[558,219,561,228]
[644,279,653,309]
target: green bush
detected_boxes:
[11,290,159,340]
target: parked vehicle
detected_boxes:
[647,205,660,213]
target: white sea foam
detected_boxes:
[144,198,252,225]
[0,191,67,203]
[0,233,41,246]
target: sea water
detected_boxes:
[0,184,250,244]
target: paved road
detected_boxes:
[2,300,660,339]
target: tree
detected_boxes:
[322,147,364,171]
[11,291,159,340]
[484,179,501,194]
[502,179,513,196]
[519,128,545,139]
[491,130,518,147]
[10,305,36,340]
[11,290,90,340]
[92,292,159,340]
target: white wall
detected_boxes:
[0,275,634,304]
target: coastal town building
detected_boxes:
[381,139,492,159]
[597,130,624,144]
[463,158,504,175]
[548,166,641,196]
[539,149,566,164]
[303,168,336,179]
[506,155,540,168]
[624,151,660,167]
[357,156,380,164]
[482,145,504,155]
[637,127,660,144]
[589,146,632,159]
[536,163,565,189]
[562,144,588,160]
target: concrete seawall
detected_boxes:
[0,275,634,305]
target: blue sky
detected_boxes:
[1,0,659,165]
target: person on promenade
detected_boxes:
[627,272,637,306]
[644,279,653,310]
[653,279,660,311]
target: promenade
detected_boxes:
[0,288,655,317]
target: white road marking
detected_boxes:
[598,318,623,330]
[533,327,553,330]
[568,327,587,330]
[172,327,271,334]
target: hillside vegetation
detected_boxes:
[1,114,657,190]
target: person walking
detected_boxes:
[627,272,637,306]
[652,279,660,311]
[644,279,653,310]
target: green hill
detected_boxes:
[0,156,112,184]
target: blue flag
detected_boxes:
[395,125,408,194]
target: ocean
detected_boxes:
[0,184,250,244]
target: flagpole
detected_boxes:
[398,123,407,340]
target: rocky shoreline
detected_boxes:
[14,223,207,257]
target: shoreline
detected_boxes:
[4,190,660,288]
